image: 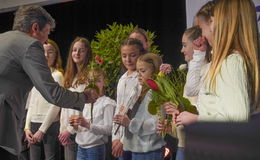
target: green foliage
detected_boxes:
[148,68,197,115]
[147,67,197,137]
[90,22,160,97]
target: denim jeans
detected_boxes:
[118,151,132,160]
[132,148,163,160]
[77,144,105,160]
[176,147,185,160]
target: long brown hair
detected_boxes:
[63,37,92,88]
[207,0,260,112]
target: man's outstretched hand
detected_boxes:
[83,88,99,104]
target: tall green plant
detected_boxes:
[90,22,160,98]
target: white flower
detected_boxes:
[178,64,188,70]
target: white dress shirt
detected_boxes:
[112,71,141,142]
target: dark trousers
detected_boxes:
[30,121,60,160]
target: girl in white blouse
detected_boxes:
[69,68,116,160]
[114,53,165,160]
[169,0,260,126]
[58,37,92,160]
[112,38,146,159]
[161,25,210,160]
[24,39,64,160]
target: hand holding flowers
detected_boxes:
[146,63,197,137]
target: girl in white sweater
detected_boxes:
[70,68,116,160]
[112,38,146,160]
[114,53,165,160]
[24,39,64,160]
[165,0,260,135]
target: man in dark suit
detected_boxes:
[0,5,98,159]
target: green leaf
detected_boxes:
[148,101,158,115]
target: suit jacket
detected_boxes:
[0,30,85,155]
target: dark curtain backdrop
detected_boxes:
[0,0,187,69]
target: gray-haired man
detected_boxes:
[0,5,98,158]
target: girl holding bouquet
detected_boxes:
[164,0,260,154]
[111,38,146,160]
[159,26,210,160]
[69,68,116,160]
[157,1,215,160]
[183,0,216,101]
[59,37,92,160]
[114,53,165,160]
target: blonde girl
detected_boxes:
[69,68,116,160]
[114,53,165,160]
[176,0,260,124]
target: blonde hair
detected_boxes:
[137,53,162,102]
[86,67,107,83]
[64,37,92,88]
[45,39,63,73]
[137,53,162,77]
[207,0,260,112]
[196,0,216,22]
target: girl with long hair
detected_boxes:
[176,0,260,124]
[112,38,146,160]
[24,39,64,160]
[58,37,92,160]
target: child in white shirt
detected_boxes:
[70,68,116,160]
[112,38,146,159]
[114,53,165,160]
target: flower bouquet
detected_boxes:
[146,64,197,137]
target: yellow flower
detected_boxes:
[158,71,164,77]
